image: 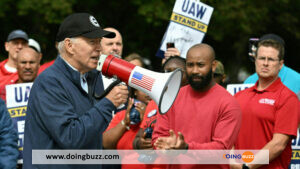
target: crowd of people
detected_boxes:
[0,12,299,169]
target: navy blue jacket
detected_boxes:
[0,99,18,169]
[23,57,115,169]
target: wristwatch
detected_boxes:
[242,163,250,169]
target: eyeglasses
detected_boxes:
[256,56,280,63]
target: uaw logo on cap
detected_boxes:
[89,16,100,27]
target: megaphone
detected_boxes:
[97,54,182,114]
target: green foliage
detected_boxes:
[17,0,73,24]
[0,0,11,17]
[132,0,174,26]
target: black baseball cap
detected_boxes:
[7,29,29,42]
[259,33,285,46]
[56,13,115,42]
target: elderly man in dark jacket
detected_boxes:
[23,13,129,169]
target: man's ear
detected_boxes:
[64,38,75,55]
[279,59,284,70]
[212,60,217,73]
[38,54,42,64]
[222,74,227,83]
[4,42,9,52]
[39,54,42,62]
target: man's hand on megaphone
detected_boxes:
[105,85,129,108]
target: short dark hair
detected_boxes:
[162,56,186,72]
[256,34,285,60]
[256,39,285,60]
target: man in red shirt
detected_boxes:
[152,44,242,169]
[0,29,29,89]
[133,56,187,169]
[232,34,299,169]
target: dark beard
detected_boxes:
[188,69,213,91]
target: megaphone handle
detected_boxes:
[94,78,122,100]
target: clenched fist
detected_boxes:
[106,85,129,107]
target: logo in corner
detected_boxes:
[242,151,254,163]
[223,151,254,163]
[89,16,100,27]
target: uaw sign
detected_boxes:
[6,82,33,164]
[226,84,255,95]
[291,128,300,169]
[158,0,213,58]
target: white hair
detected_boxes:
[57,37,78,54]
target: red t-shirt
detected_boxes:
[38,60,55,74]
[234,78,299,169]
[152,84,242,169]
[0,59,18,101]
[105,110,146,169]
[0,59,18,88]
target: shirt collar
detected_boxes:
[4,63,17,73]
[60,55,87,78]
[253,77,282,93]
[54,56,100,96]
